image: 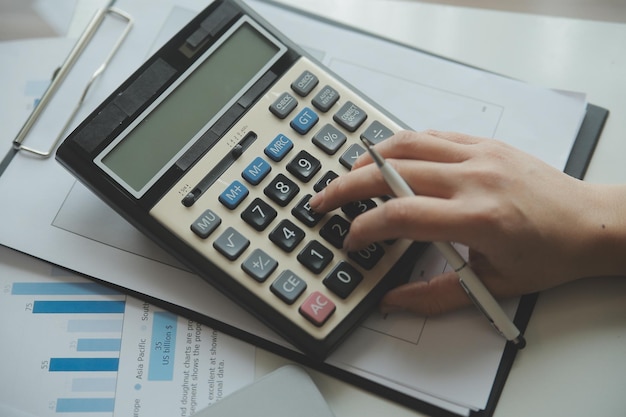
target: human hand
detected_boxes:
[309,130,624,316]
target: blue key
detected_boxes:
[219,180,249,209]
[264,134,293,162]
[242,156,271,185]
[290,107,319,135]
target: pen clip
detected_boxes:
[11,7,133,158]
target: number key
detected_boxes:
[341,199,377,219]
[348,243,385,270]
[241,198,277,231]
[323,262,363,299]
[269,219,305,253]
[313,171,338,192]
[297,240,333,273]
[319,215,350,249]
[292,194,324,227]
[264,174,299,207]
[286,150,321,183]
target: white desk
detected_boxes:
[255,1,626,416]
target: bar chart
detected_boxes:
[3,280,125,414]
[0,248,255,416]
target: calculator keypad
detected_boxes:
[151,57,413,347]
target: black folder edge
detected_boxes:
[0,1,609,415]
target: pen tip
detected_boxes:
[360,136,385,167]
[360,136,374,149]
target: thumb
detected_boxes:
[379,271,472,316]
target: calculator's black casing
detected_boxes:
[56,0,427,359]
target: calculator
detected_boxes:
[56,0,427,359]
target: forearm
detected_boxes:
[574,183,626,279]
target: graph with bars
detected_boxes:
[0,253,255,417]
[4,281,125,414]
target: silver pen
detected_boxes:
[360,136,525,348]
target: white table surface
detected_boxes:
[255,1,626,416]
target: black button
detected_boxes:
[241,198,277,231]
[264,174,299,207]
[313,171,338,192]
[269,219,305,253]
[292,195,324,227]
[341,199,377,219]
[348,243,385,270]
[286,150,321,183]
[323,262,363,299]
[297,240,334,274]
[319,215,350,249]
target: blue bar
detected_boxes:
[56,398,115,413]
[71,377,117,392]
[49,358,119,372]
[148,312,177,381]
[11,282,119,295]
[67,319,123,333]
[77,338,121,352]
[33,300,125,314]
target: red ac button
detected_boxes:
[299,291,336,327]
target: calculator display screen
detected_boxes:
[98,19,283,196]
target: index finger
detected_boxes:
[308,162,391,213]
[352,130,473,171]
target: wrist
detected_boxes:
[574,183,626,279]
